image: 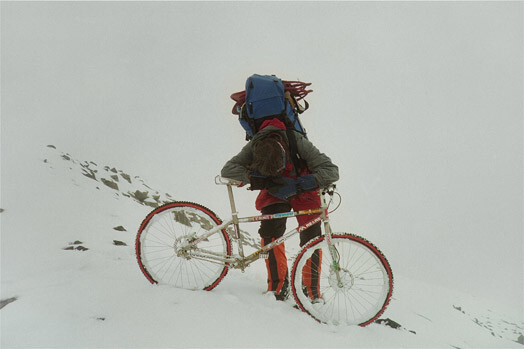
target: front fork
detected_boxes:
[321,187,344,288]
[226,184,247,270]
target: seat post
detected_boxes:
[226,184,245,260]
[227,183,238,224]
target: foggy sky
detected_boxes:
[2,2,522,310]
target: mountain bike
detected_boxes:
[135,176,393,326]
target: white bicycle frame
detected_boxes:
[177,176,343,281]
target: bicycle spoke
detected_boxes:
[137,203,231,291]
[291,234,393,326]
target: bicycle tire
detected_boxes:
[136,201,231,291]
[290,233,393,326]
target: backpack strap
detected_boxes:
[284,123,306,175]
[285,91,309,115]
[264,127,305,176]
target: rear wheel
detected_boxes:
[291,233,393,326]
[136,202,231,291]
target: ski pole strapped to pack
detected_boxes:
[230,74,313,141]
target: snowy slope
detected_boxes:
[0,146,522,348]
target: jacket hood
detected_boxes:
[251,119,288,146]
[259,118,286,131]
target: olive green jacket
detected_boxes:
[221,126,339,188]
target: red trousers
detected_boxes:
[259,191,322,298]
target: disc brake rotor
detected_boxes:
[328,266,354,290]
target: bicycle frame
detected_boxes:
[137,175,393,326]
[178,176,337,272]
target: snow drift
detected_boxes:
[0,146,522,348]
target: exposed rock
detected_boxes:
[82,168,97,181]
[63,241,88,251]
[450,305,524,343]
[453,305,466,314]
[0,208,4,213]
[113,226,127,232]
[185,211,213,230]
[44,146,176,211]
[63,245,89,251]
[113,240,127,246]
[173,210,191,227]
[375,318,401,329]
[47,145,56,149]
[0,297,18,310]
[375,318,416,334]
[101,178,118,190]
[131,190,149,202]
[120,173,132,184]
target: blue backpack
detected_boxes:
[231,74,311,141]
[230,74,313,173]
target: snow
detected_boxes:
[1,147,522,348]
[2,2,523,347]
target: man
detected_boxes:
[221,118,339,300]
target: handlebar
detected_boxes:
[215,175,243,187]
[215,175,336,194]
[216,175,340,213]
[322,184,337,196]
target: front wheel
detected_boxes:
[290,233,393,326]
[136,201,231,291]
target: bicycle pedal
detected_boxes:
[258,253,269,259]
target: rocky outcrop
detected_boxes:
[63,240,89,251]
[452,304,524,345]
[44,146,175,208]
[0,297,18,310]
